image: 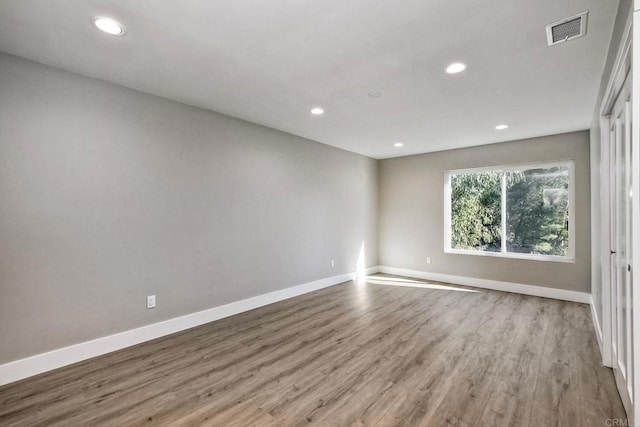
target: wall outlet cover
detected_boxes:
[147,295,156,309]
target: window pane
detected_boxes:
[450,171,502,252]
[505,167,569,256]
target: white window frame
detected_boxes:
[444,160,576,263]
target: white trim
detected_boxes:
[501,172,507,251]
[445,160,574,176]
[444,248,575,263]
[600,13,632,116]
[600,113,613,367]
[632,9,640,425]
[444,172,452,253]
[598,8,633,372]
[591,294,604,356]
[444,160,575,263]
[377,266,591,304]
[365,266,379,275]
[0,270,373,386]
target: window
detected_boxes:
[444,161,574,262]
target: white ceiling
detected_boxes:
[0,0,618,158]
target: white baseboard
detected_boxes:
[364,266,379,275]
[590,294,604,356]
[376,266,591,304]
[0,270,364,386]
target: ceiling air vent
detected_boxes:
[546,11,588,46]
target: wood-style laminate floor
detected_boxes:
[0,274,627,426]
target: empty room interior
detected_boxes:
[2,0,640,426]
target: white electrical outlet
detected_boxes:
[330,260,335,268]
[147,295,156,309]
[427,257,432,265]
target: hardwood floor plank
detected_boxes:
[478,296,549,427]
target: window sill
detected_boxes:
[445,249,575,263]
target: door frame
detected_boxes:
[599,10,632,370]
[599,6,640,423]
[633,6,640,426]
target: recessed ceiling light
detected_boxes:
[92,17,126,36]
[394,142,404,147]
[310,107,324,115]
[495,124,509,130]
[445,62,467,74]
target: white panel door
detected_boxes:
[610,72,634,416]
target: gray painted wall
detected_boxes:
[378,131,591,292]
[589,0,632,333]
[0,52,378,364]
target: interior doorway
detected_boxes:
[599,12,639,423]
